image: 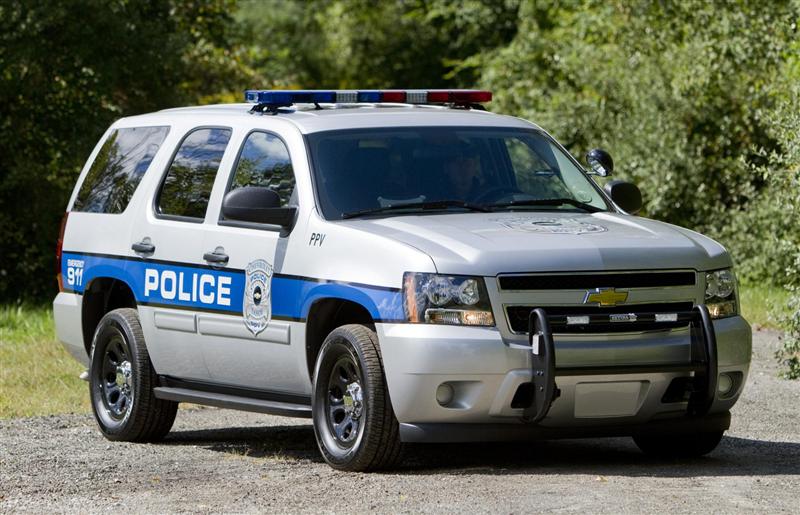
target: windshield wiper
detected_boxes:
[341,200,491,219]
[486,197,602,213]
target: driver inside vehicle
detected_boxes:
[444,145,485,202]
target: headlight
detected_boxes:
[403,272,495,326]
[705,269,738,319]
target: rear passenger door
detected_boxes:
[132,126,233,382]
[197,130,305,393]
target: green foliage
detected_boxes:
[235,0,520,89]
[758,28,800,378]
[738,282,791,331]
[0,304,88,417]
[0,0,250,301]
[481,1,795,284]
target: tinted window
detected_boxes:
[157,128,231,219]
[229,132,295,206]
[307,127,607,219]
[73,126,169,213]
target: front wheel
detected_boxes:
[633,430,724,458]
[311,324,403,471]
[89,308,177,442]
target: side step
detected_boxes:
[153,387,312,418]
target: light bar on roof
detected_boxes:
[243,89,492,106]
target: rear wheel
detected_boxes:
[311,324,403,471]
[89,308,177,442]
[633,430,724,458]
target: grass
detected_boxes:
[739,282,791,330]
[0,284,791,418]
[0,305,89,418]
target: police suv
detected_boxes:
[54,89,751,471]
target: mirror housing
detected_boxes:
[586,148,614,177]
[221,187,296,229]
[604,180,642,215]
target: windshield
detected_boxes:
[307,126,609,219]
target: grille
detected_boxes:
[505,302,695,334]
[498,271,696,291]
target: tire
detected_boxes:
[311,324,403,471]
[633,430,724,458]
[89,308,177,442]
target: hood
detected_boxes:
[344,212,731,275]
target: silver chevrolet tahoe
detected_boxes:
[53,89,751,471]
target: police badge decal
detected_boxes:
[244,259,273,336]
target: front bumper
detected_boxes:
[376,315,751,442]
[399,410,732,443]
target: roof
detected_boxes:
[117,103,541,134]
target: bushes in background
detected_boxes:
[0,0,251,301]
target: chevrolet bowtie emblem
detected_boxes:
[584,288,628,306]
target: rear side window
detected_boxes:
[229,131,295,206]
[73,126,169,213]
[156,127,232,220]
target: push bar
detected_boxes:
[688,304,718,416]
[523,308,558,422]
[524,304,719,423]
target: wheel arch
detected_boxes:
[82,277,137,355]
[304,296,375,380]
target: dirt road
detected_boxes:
[1,330,798,513]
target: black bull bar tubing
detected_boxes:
[524,305,719,423]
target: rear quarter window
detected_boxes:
[73,126,170,213]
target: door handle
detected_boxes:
[203,248,229,266]
[132,240,155,255]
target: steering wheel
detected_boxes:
[472,186,525,204]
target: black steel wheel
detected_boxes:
[633,430,724,458]
[89,308,177,442]
[95,328,134,424]
[312,324,403,471]
[325,353,365,447]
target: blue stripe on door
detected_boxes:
[61,252,405,322]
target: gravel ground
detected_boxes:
[1,329,798,514]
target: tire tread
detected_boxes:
[313,324,403,471]
[90,308,177,442]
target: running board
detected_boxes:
[153,387,312,418]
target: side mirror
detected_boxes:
[604,180,642,215]
[586,148,614,177]
[221,187,297,229]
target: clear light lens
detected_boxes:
[705,269,738,319]
[404,272,494,326]
[717,373,733,395]
[705,269,736,299]
[425,276,454,306]
[436,383,455,406]
[708,300,737,318]
[655,313,678,322]
[457,279,481,306]
[425,308,494,326]
[566,315,590,325]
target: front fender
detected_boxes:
[294,281,404,322]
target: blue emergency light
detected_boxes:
[243,89,492,107]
